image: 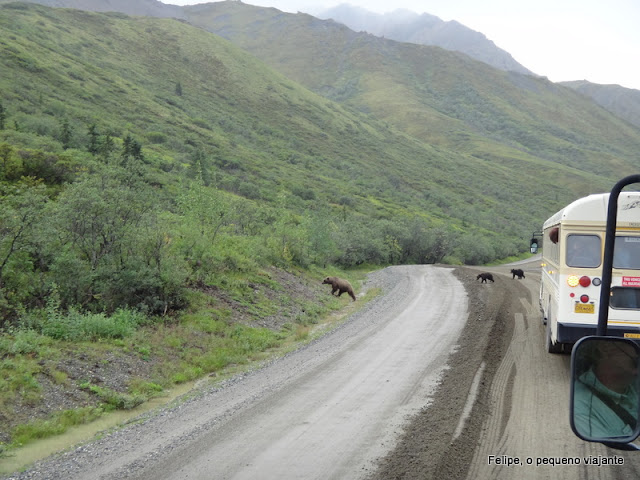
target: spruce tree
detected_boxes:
[87,123,100,155]
[60,120,72,150]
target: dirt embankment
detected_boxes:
[368,265,529,480]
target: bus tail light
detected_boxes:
[579,276,591,287]
[567,275,580,287]
[580,294,590,303]
[567,275,596,288]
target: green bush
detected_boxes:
[0,329,50,355]
[146,131,167,144]
[21,300,147,341]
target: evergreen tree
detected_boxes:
[190,148,211,185]
[0,143,12,175]
[87,123,100,155]
[121,134,133,160]
[100,133,115,160]
[0,102,5,130]
[131,140,144,162]
[121,135,144,164]
[60,120,72,150]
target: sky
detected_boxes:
[166,0,640,91]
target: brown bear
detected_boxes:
[322,276,356,301]
[511,268,525,279]
[476,273,494,283]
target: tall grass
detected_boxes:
[19,300,148,341]
[10,407,105,447]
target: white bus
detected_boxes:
[540,191,640,353]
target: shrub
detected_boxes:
[0,329,50,355]
[146,132,167,144]
[22,298,147,341]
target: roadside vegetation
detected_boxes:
[0,267,368,456]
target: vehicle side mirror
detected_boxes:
[570,337,640,449]
[530,238,539,254]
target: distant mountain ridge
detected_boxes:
[5,0,185,17]
[561,80,640,129]
[316,4,534,76]
[173,2,640,171]
[3,0,639,167]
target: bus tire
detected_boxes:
[545,315,563,354]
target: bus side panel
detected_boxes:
[540,271,555,323]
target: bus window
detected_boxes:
[566,234,601,268]
[613,236,640,270]
[611,287,640,309]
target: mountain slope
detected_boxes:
[316,4,534,75]
[0,0,185,17]
[0,2,580,266]
[180,2,640,178]
[2,1,639,260]
[561,80,640,129]
[4,0,640,179]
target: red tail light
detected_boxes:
[579,276,591,287]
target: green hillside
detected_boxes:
[184,1,640,181]
[562,80,640,129]
[0,1,581,276]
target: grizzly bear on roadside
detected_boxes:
[322,276,356,301]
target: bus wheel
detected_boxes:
[545,316,563,354]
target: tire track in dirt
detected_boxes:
[367,266,517,480]
[368,260,640,480]
[464,264,640,480]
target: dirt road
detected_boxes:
[7,262,640,479]
[371,259,640,479]
[464,262,640,480]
